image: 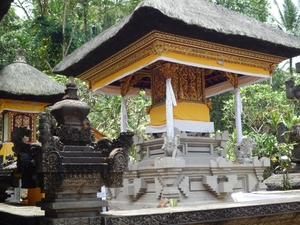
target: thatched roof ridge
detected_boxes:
[53,0,300,77]
[0,61,65,103]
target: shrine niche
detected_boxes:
[146,61,213,133]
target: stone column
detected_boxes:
[121,96,127,132]
[234,87,243,145]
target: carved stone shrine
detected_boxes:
[11,78,133,225]
[107,131,269,209]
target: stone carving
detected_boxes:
[161,133,181,159]
[178,176,189,197]
[10,78,134,225]
[123,177,147,200]
[103,201,300,225]
[235,137,256,163]
[203,174,237,198]
[285,79,300,100]
[203,157,237,198]
[40,217,101,225]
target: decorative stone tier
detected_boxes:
[108,132,270,210]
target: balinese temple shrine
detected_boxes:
[53,0,300,209]
[0,49,65,204]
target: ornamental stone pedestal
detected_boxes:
[11,78,133,225]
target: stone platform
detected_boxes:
[0,203,44,225]
[108,133,270,210]
[1,191,300,225]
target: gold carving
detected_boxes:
[179,65,200,102]
[159,62,179,79]
[120,73,151,96]
[223,72,239,88]
[152,67,166,105]
[151,62,207,106]
[78,31,283,87]
[10,112,36,141]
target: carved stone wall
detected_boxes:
[101,200,300,225]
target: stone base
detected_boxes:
[36,174,109,222]
[40,216,101,225]
[37,199,107,218]
[108,156,270,210]
[264,173,300,190]
[102,197,300,225]
[2,194,300,225]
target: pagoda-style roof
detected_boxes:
[53,0,300,97]
[0,49,65,103]
[54,0,300,77]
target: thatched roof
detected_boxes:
[0,49,65,103]
[53,0,300,77]
[0,0,13,21]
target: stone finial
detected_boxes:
[14,49,27,63]
[62,76,79,100]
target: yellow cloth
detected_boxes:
[0,142,14,161]
[0,99,47,113]
[27,188,44,205]
[149,102,210,126]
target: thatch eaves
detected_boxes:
[0,50,65,103]
[53,0,300,77]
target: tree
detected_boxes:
[0,9,23,70]
[271,0,300,74]
[208,0,270,22]
[208,0,270,131]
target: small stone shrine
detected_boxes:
[11,77,134,225]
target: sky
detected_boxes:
[269,0,300,69]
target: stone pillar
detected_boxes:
[234,88,243,145]
[121,96,127,132]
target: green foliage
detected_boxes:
[224,129,237,161]
[222,83,297,135]
[208,0,270,22]
[209,92,233,131]
[272,0,300,35]
[0,10,23,69]
[251,133,294,159]
[271,0,300,74]
[276,156,293,190]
